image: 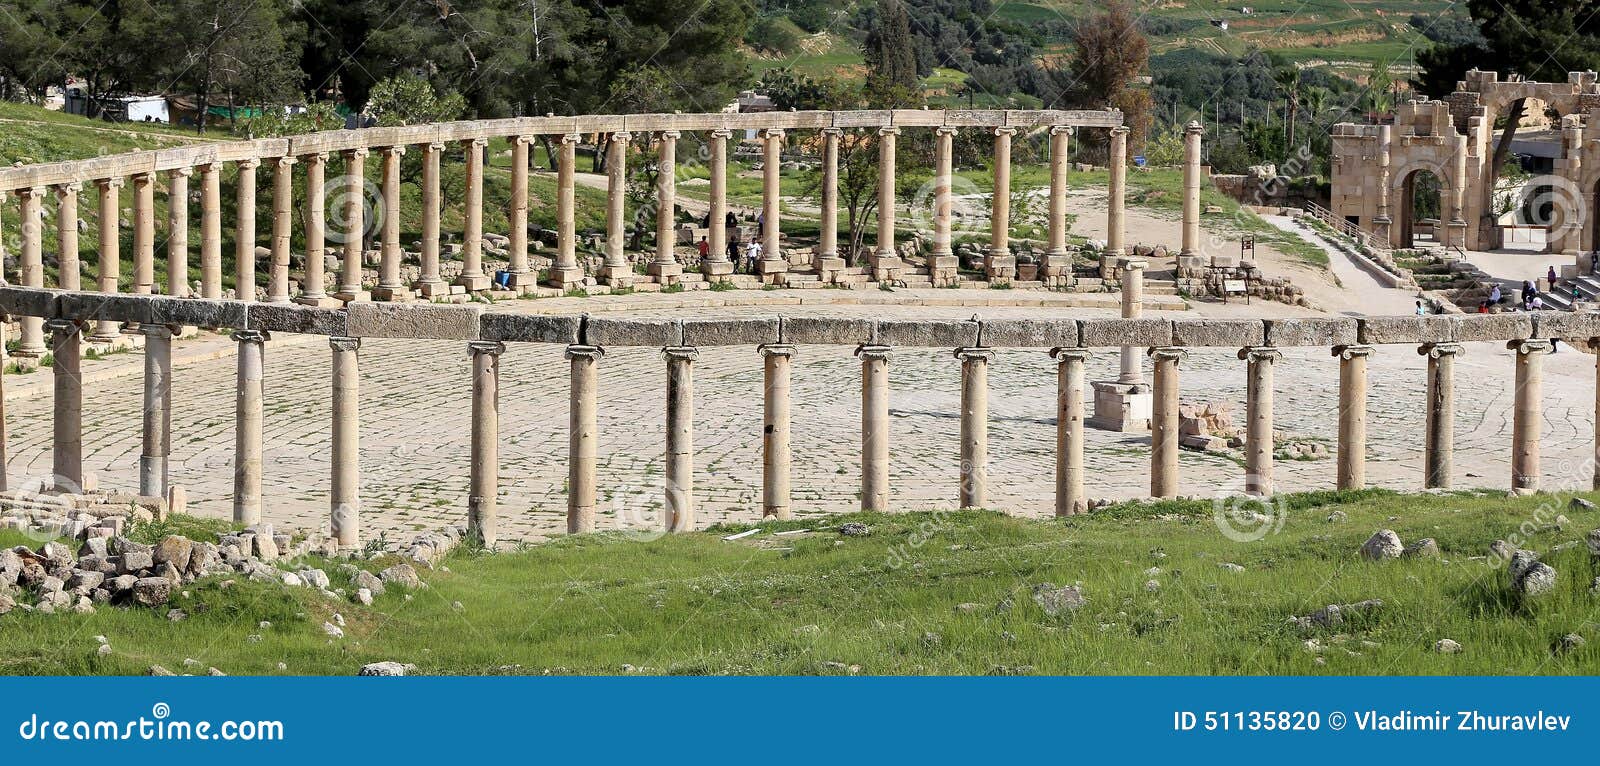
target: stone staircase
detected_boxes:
[1545,274,1600,311]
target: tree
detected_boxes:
[862,0,919,106]
[1362,61,1394,122]
[1051,0,1151,152]
[133,0,304,132]
[1273,65,1301,150]
[365,74,468,127]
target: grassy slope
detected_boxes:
[4,489,1599,675]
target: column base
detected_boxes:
[294,294,344,308]
[927,254,959,286]
[545,266,586,291]
[815,256,847,284]
[1087,381,1152,432]
[334,289,371,303]
[701,260,735,282]
[985,254,1016,283]
[371,285,414,302]
[871,255,904,283]
[505,270,540,288]
[648,261,684,285]
[412,279,450,298]
[454,273,492,292]
[756,257,788,284]
[598,265,636,288]
[1098,252,1123,280]
[1040,253,1073,283]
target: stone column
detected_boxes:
[468,341,505,545]
[1592,339,1600,490]
[415,142,445,297]
[1149,346,1186,498]
[166,168,191,297]
[873,126,901,282]
[92,178,125,342]
[704,129,733,282]
[455,138,491,292]
[1374,123,1393,242]
[232,330,267,525]
[817,128,843,280]
[373,146,411,301]
[298,153,336,305]
[199,163,223,299]
[506,136,536,289]
[757,128,787,284]
[48,319,83,491]
[1334,345,1372,490]
[1044,126,1073,285]
[663,345,697,532]
[1118,259,1147,385]
[547,133,584,290]
[132,172,155,295]
[1052,348,1089,515]
[649,131,683,283]
[929,126,958,286]
[55,183,81,290]
[336,149,369,301]
[1420,342,1460,489]
[1181,121,1204,258]
[234,159,259,301]
[957,347,994,509]
[330,336,361,550]
[761,344,795,519]
[268,157,296,302]
[858,344,891,511]
[567,345,602,534]
[139,324,172,497]
[599,132,634,287]
[1510,339,1549,493]
[1106,126,1129,260]
[1240,347,1280,496]
[987,126,1016,282]
[15,187,46,355]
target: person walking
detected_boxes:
[696,235,710,262]
[744,240,762,273]
[727,230,742,271]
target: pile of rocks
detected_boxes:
[1177,401,1239,452]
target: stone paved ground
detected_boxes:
[4,295,1597,544]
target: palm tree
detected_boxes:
[1273,66,1302,148]
[1302,85,1329,129]
[1363,61,1394,123]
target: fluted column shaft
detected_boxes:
[330,337,361,550]
[1511,339,1548,493]
[232,329,267,524]
[957,347,993,509]
[199,164,222,298]
[268,157,295,302]
[298,153,329,302]
[139,325,173,497]
[337,149,368,300]
[664,346,697,532]
[1241,347,1280,496]
[1052,348,1089,515]
[1421,342,1460,489]
[456,138,490,290]
[1335,345,1372,490]
[761,344,795,519]
[55,183,81,291]
[132,173,155,295]
[1150,347,1186,498]
[93,178,125,341]
[234,159,259,301]
[859,345,891,511]
[49,320,83,490]
[167,169,191,297]
[16,187,46,355]
[567,345,602,533]
[374,147,409,300]
[468,341,505,545]
[1107,126,1129,258]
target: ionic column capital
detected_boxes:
[1049,125,1075,136]
[1509,338,1551,355]
[132,172,155,185]
[758,343,796,359]
[878,126,901,137]
[45,318,82,333]
[662,345,699,362]
[1184,120,1205,136]
[565,344,604,361]
[709,128,733,140]
[15,185,46,200]
[759,128,785,139]
[301,152,329,165]
[381,145,407,158]
[954,346,995,362]
[821,127,843,137]
[166,167,194,181]
[1149,346,1188,363]
[468,340,507,357]
[96,176,126,190]
[235,158,262,170]
[513,134,536,146]
[1109,125,1131,138]
[329,336,361,352]
[464,137,489,147]
[657,130,681,141]
[992,126,1018,137]
[1238,346,1281,363]
[425,142,446,153]
[1050,346,1090,363]
[1121,258,1149,273]
[54,181,81,196]
[610,131,633,142]
[1418,341,1464,358]
[273,155,298,168]
[139,323,175,338]
[342,147,370,160]
[935,126,959,137]
[855,344,892,361]
[559,133,581,145]
[231,329,269,344]
[1333,344,1374,360]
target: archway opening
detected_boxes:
[1399,169,1442,248]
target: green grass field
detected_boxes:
[4,488,1599,675]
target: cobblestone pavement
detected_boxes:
[4,297,1597,543]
